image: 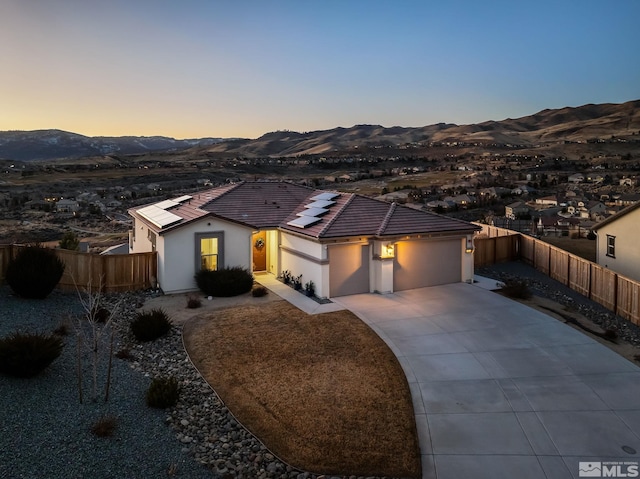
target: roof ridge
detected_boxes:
[318,193,356,237]
[377,201,397,236]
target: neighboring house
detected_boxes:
[55,199,80,213]
[568,173,585,183]
[593,202,640,282]
[128,182,480,296]
[615,194,640,207]
[535,195,558,206]
[505,201,531,220]
[511,185,535,196]
[620,177,637,187]
[536,216,582,237]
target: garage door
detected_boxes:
[394,239,461,291]
[329,244,370,297]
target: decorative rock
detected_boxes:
[110,290,397,479]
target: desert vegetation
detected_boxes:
[130,308,172,342]
[194,266,254,297]
[5,245,65,299]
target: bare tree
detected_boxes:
[74,277,122,403]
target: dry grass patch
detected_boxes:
[183,301,420,478]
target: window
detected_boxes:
[606,234,615,258]
[195,232,224,271]
[200,237,218,270]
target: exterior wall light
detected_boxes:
[465,237,474,253]
[382,243,395,259]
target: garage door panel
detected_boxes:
[394,239,461,291]
[329,244,370,297]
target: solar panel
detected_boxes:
[297,207,329,217]
[137,205,182,228]
[154,199,179,210]
[305,200,335,209]
[172,195,193,203]
[311,192,339,201]
[287,216,322,228]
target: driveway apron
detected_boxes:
[334,282,640,479]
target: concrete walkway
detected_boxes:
[333,282,640,479]
[254,273,346,315]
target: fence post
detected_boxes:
[613,273,619,316]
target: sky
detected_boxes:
[2,0,640,139]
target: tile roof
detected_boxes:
[199,182,313,228]
[130,181,479,238]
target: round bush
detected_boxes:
[0,332,64,378]
[131,308,171,342]
[6,246,65,299]
[195,266,254,297]
[146,377,180,408]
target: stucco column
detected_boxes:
[372,240,395,293]
[462,235,475,283]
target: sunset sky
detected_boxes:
[2,0,639,139]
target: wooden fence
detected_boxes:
[474,227,640,326]
[0,245,157,293]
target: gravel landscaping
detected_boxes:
[0,285,403,479]
[0,286,215,479]
[477,260,640,347]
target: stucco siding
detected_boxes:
[596,215,640,282]
[280,249,325,297]
[130,219,156,254]
[280,232,324,259]
[160,218,253,293]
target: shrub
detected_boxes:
[304,280,315,297]
[6,246,65,299]
[280,270,292,285]
[186,295,202,309]
[131,309,172,342]
[146,377,180,408]
[91,415,117,437]
[0,332,64,378]
[53,320,71,336]
[251,285,268,297]
[195,266,253,297]
[115,348,134,360]
[59,230,80,251]
[501,279,532,300]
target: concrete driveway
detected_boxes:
[334,282,640,479]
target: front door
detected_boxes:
[252,231,267,271]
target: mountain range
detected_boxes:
[0,131,224,162]
[1,100,638,162]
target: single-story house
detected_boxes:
[128,181,480,297]
[535,195,559,206]
[55,199,80,213]
[593,201,640,282]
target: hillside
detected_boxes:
[1,100,639,162]
[0,130,225,162]
[184,99,640,158]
